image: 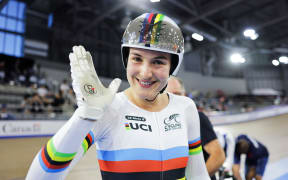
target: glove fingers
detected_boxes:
[72,46,100,86]
[108,78,121,95]
[73,46,83,58]
[70,52,87,99]
[70,56,85,79]
[73,46,89,73]
[71,46,89,107]
[86,51,97,74]
[70,45,116,109]
[72,46,81,58]
[86,51,98,75]
[85,51,103,86]
[69,53,81,78]
[69,52,77,64]
[79,45,86,57]
[79,46,92,73]
[76,53,90,75]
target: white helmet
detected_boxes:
[121,13,184,76]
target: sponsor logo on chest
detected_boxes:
[164,114,181,132]
[125,122,152,132]
[125,115,146,122]
[124,115,152,132]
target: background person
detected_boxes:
[0,104,15,120]
[166,76,186,96]
[214,128,235,177]
[232,134,269,180]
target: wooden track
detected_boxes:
[0,114,287,180]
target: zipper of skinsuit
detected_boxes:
[153,112,164,180]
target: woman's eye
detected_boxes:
[153,60,165,65]
[132,57,142,62]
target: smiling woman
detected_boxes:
[125,48,171,107]
[26,13,210,180]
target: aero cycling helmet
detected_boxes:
[121,13,184,76]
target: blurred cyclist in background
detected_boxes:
[214,128,235,179]
[233,134,269,180]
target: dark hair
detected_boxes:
[170,54,178,75]
[235,139,249,154]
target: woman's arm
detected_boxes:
[185,102,210,180]
[26,46,121,180]
[26,110,96,180]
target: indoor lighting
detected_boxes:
[230,53,246,64]
[192,33,204,41]
[250,33,259,40]
[243,28,259,40]
[279,56,288,64]
[243,29,255,37]
[150,0,160,2]
[272,59,280,66]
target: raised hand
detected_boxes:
[69,45,121,120]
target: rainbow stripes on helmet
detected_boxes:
[139,13,165,46]
[121,12,184,76]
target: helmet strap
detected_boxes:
[159,84,167,94]
[144,77,168,102]
[144,92,160,103]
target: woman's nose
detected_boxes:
[139,63,152,78]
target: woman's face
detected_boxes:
[126,48,171,101]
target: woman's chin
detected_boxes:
[138,94,150,100]
[136,92,155,101]
[131,85,162,101]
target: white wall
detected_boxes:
[178,67,248,95]
[42,66,70,83]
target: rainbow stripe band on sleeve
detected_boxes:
[188,137,202,155]
[38,138,76,173]
[177,177,186,180]
[82,131,95,154]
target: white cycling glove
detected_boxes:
[69,45,121,120]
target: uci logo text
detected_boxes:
[125,123,152,132]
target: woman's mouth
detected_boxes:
[137,79,155,88]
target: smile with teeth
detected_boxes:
[140,81,152,85]
[137,79,155,88]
